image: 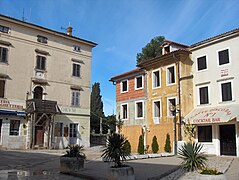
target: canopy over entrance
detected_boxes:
[185,104,239,124]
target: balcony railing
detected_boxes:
[26,99,60,114]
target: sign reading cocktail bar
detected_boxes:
[0,99,23,110]
[189,106,239,124]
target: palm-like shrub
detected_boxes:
[178,142,207,171]
[102,133,130,167]
[64,145,86,159]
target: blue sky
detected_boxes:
[1,0,239,115]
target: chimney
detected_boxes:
[67,23,72,36]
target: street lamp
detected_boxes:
[170,104,178,155]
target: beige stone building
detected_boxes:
[0,14,97,149]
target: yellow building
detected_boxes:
[138,40,193,154]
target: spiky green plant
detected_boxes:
[64,145,86,159]
[101,133,130,167]
[178,142,207,171]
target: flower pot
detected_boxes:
[60,156,84,174]
[108,166,135,180]
[198,174,227,180]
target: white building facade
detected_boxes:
[187,29,239,156]
[0,14,97,149]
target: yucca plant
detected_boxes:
[178,142,207,171]
[102,133,130,168]
[64,145,86,159]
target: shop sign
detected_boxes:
[0,99,23,110]
[190,106,235,124]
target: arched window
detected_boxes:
[33,86,43,99]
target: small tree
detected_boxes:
[164,133,171,153]
[151,136,159,153]
[183,120,196,143]
[124,140,131,154]
[137,135,144,154]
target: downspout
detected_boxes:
[172,54,182,141]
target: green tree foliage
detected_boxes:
[151,136,159,153]
[164,133,172,153]
[105,114,116,133]
[124,140,131,154]
[137,135,144,154]
[90,82,105,133]
[136,36,165,64]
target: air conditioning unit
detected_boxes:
[153,117,160,124]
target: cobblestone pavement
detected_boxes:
[0,146,104,180]
[161,156,234,180]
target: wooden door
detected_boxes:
[35,126,44,146]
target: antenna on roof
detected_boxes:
[22,8,27,22]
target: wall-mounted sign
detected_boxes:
[0,100,23,110]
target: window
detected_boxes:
[135,76,143,89]
[199,86,209,104]
[153,100,161,117]
[70,123,78,138]
[0,80,5,98]
[198,126,212,142]
[221,82,232,101]
[0,47,8,63]
[37,35,48,44]
[0,25,10,33]
[135,101,143,118]
[167,66,175,84]
[71,90,80,106]
[54,122,63,137]
[152,70,160,88]
[9,120,20,136]
[164,46,170,54]
[121,80,128,93]
[121,104,128,120]
[168,98,176,116]
[72,63,80,77]
[197,56,207,71]
[73,45,81,52]
[218,49,229,65]
[36,56,46,70]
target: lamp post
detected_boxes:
[170,104,177,155]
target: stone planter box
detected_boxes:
[198,174,226,180]
[108,166,135,180]
[60,156,84,174]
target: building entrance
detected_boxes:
[220,124,236,156]
[0,119,2,144]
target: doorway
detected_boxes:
[69,123,78,145]
[219,124,236,156]
[33,86,43,100]
[35,126,44,146]
[0,119,2,144]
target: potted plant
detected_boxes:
[60,145,86,174]
[102,133,135,180]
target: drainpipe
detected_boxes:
[172,54,182,141]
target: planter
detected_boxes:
[108,166,135,180]
[60,156,84,174]
[198,174,227,180]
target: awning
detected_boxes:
[185,104,239,124]
[0,110,26,117]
